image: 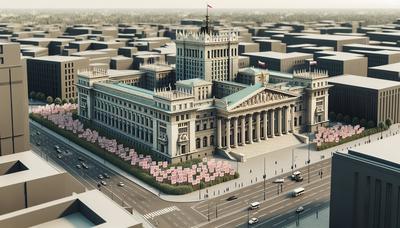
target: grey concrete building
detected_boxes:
[175,32,239,82]
[328,75,400,125]
[0,42,30,155]
[347,49,400,67]
[315,51,368,76]
[368,62,400,82]
[27,55,89,100]
[330,134,400,228]
[241,51,313,73]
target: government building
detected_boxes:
[77,66,330,163]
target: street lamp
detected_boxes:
[263,157,266,200]
[208,204,210,221]
[247,209,250,228]
[307,133,311,184]
[215,203,218,218]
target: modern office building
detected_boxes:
[328,75,400,125]
[0,42,30,155]
[27,55,89,100]
[330,134,400,228]
[241,51,313,73]
[77,68,330,163]
[175,31,239,82]
[368,62,400,82]
[314,51,368,76]
[282,33,369,51]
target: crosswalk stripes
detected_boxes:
[143,206,180,219]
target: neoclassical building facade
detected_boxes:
[77,68,330,163]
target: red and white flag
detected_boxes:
[258,60,266,68]
[207,4,213,8]
[309,60,317,66]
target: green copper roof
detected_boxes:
[224,83,264,109]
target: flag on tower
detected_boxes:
[207,4,213,8]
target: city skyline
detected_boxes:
[2,0,400,9]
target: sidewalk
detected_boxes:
[31,119,400,203]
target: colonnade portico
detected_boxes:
[216,105,295,150]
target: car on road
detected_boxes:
[78,157,84,162]
[57,154,62,159]
[100,181,107,186]
[249,202,260,210]
[296,206,304,213]
[81,163,89,169]
[104,173,110,179]
[56,148,62,153]
[98,174,104,179]
[76,164,82,169]
[36,142,41,146]
[248,217,259,225]
[36,131,41,135]
[226,195,238,201]
[54,145,59,150]
[294,175,303,182]
[290,171,301,180]
[65,149,71,154]
[273,178,285,183]
[118,182,125,187]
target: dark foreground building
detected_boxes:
[328,75,400,126]
[330,134,400,228]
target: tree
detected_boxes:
[46,96,53,104]
[378,122,386,129]
[54,97,62,105]
[367,120,375,129]
[385,118,392,128]
[29,91,36,99]
[360,118,367,127]
[74,97,79,104]
[69,98,75,104]
[336,113,343,122]
[352,117,360,126]
[343,115,351,125]
[329,112,336,122]
[62,98,68,104]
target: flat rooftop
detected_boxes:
[242,51,312,59]
[327,75,400,90]
[369,62,400,73]
[296,34,367,41]
[30,55,87,62]
[349,134,400,167]
[0,151,59,188]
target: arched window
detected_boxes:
[203,137,208,147]
[196,138,201,149]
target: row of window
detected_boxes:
[196,135,215,149]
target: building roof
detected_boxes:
[349,134,400,167]
[242,51,312,60]
[369,62,400,73]
[296,34,367,41]
[224,83,264,108]
[327,75,400,90]
[31,55,87,62]
[176,78,212,87]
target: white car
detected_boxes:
[248,217,259,225]
[118,182,125,187]
[273,178,284,183]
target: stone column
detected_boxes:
[263,111,268,140]
[233,117,238,147]
[241,116,246,146]
[226,118,231,150]
[290,105,295,133]
[277,108,282,136]
[283,106,289,134]
[255,112,261,142]
[270,109,275,138]
[248,114,253,144]
[217,118,222,148]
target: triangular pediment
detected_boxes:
[227,87,297,111]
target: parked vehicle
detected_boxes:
[118,182,125,187]
[227,195,238,201]
[98,174,104,179]
[290,171,301,180]
[81,163,89,169]
[100,181,107,186]
[273,178,285,183]
[76,164,82,169]
[296,206,304,213]
[103,173,110,179]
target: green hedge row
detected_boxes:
[30,113,239,195]
[316,127,387,151]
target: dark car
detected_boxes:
[104,173,110,179]
[78,157,84,162]
[227,195,238,201]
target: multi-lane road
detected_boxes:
[30,120,332,228]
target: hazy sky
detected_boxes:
[3,0,400,9]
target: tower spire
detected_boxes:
[202,4,213,34]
